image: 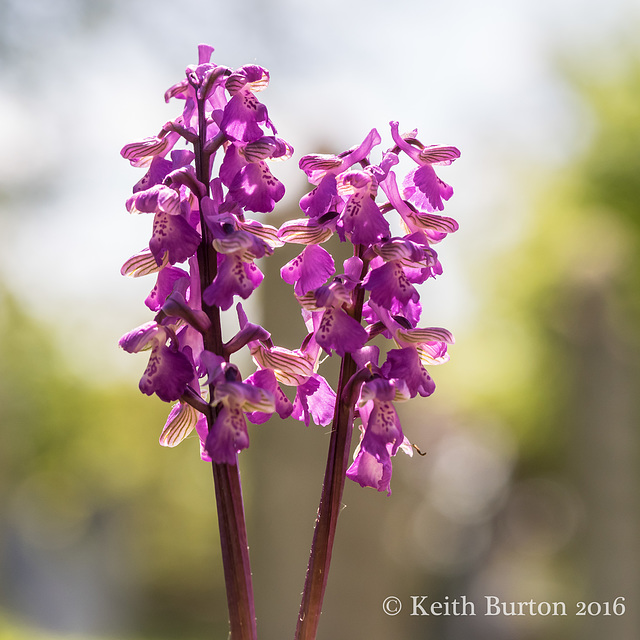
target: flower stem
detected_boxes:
[194,89,257,640]
[295,354,357,640]
[295,247,367,640]
[211,457,257,640]
[199,214,257,640]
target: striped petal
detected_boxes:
[242,137,293,163]
[397,326,455,344]
[121,132,179,167]
[213,381,275,414]
[373,239,422,263]
[238,219,285,248]
[251,345,315,385]
[417,342,450,366]
[226,66,270,94]
[213,229,258,255]
[278,218,333,245]
[418,145,461,166]
[405,210,459,234]
[121,249,168,277]
[159,402,200,447]
[299,154,342,176]
[295,293,321,311]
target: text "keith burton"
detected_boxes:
[410,596,568,617]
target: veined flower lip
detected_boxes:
[389,121,460,166]
[299,128,382,184]
[159,401,201,448]
[121,249,168,277]
[277,218,333,245]
[212,381,275,414]
[251,344,315,385]
[119,321,164,353]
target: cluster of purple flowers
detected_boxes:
[119,44,295,464]
[281,124,459,493]
[118,44,459,495]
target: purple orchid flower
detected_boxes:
[221,65,274,142]
[346,377,413,495]
[299,281,368,357]
[298,128,382,218]
[337,170,389,245]
[206,376,275,463]
[389,121,460,213]
[220,141,288,213]
[119,321,194,402]
[281,244,335,296]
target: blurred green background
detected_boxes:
[1,1,639,639]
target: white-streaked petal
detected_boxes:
[299,154,342,175]
[238,220,285,248]
[212,230,255,254]
[252,346,314,385]
[121,249,168,277]
[397,327,455,344]
[417,344,450,366]
[159,402,199,447]
[418,145,461,166]
[119,321,162,353]
[295,293,321,311]
[278,219,333,245]
[405,210,459,233]
[121,136,174,167]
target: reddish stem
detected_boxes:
[193,86,257,640]
[295,247,367,640]
[295,354,357,640]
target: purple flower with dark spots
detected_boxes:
[301,282,368,357]
[298,128,382,218]
[281,244,335,296]
[119,322,194,402]
[145,265,189,311]
[339,170,389,245]
[228,161,285,213]
[206,375,275,464]
[243,368,293,424]
[381,348,435,398]
[363,261,419,314]
[291,374,336,427]
[389,121,460,212]
[221,65,272,142]
[346,378,409,495]
[202,253,263,310]
[149,211,201,265]
[314,307,367,357]
[220,142,288,213]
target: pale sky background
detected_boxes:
[0,0,638,380]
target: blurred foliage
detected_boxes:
[459,50,640,463]
[0,288,227,638]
